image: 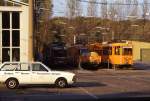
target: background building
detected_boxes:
[132,41,150,63]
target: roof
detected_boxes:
[2,61,43,64]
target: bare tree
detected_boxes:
[100,0,107,19]
[143,0,149,19]
[67,0,75,18]
[87,0,98,17]
[129,0,138,17]
[108,1,118,20]
[141,0,149,40]
[21,0,29,3]
[34,0,52,59]
[67,0,82,18]
[125,0,132,15]
[75,0,82,17]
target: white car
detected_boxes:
[0,62,76,89]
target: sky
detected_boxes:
[52,0,147,17]
[15,0,147,17]
[52,0,67,17]
[52,0,88,17]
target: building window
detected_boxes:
[1,12,20,62]
[2,48,10,62]
[2,30,10,47]
[12,12,20,29]
[12,30,20,46]
[12,48,20,61]
[2,12,10,29]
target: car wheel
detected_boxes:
[55,78,68,88]
[6,79,19,89]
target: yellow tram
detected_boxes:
[102,41,133,68]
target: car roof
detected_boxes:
[2,61,43,64]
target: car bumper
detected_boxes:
[72,76,77,83]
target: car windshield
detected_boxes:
[80,48,89,56]
[123,48,132,55]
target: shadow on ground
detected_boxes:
[73,82,106,88]
[133,62,150,70]
[18,81,105,89]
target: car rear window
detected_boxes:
[0,63,18,71]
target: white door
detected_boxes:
[15,63,31,84]
[0,63,18,80]
[31,63,51,84]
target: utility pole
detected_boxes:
[67,0,82,18]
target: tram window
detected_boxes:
[103,47,112,55]
[103,50,109,55]
[115,47,120,55]
[123,48,132,55]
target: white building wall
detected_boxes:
[0,13,2,63]
[20,5,29,62]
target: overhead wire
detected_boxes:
[77,0,150,5]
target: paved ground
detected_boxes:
[0,67,150,101]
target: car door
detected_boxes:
[15,63,31,84]
[31,63,51,84]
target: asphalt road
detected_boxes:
[0,69,150,101]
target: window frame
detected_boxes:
[15,63,30,71]
[0,12,20,63]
